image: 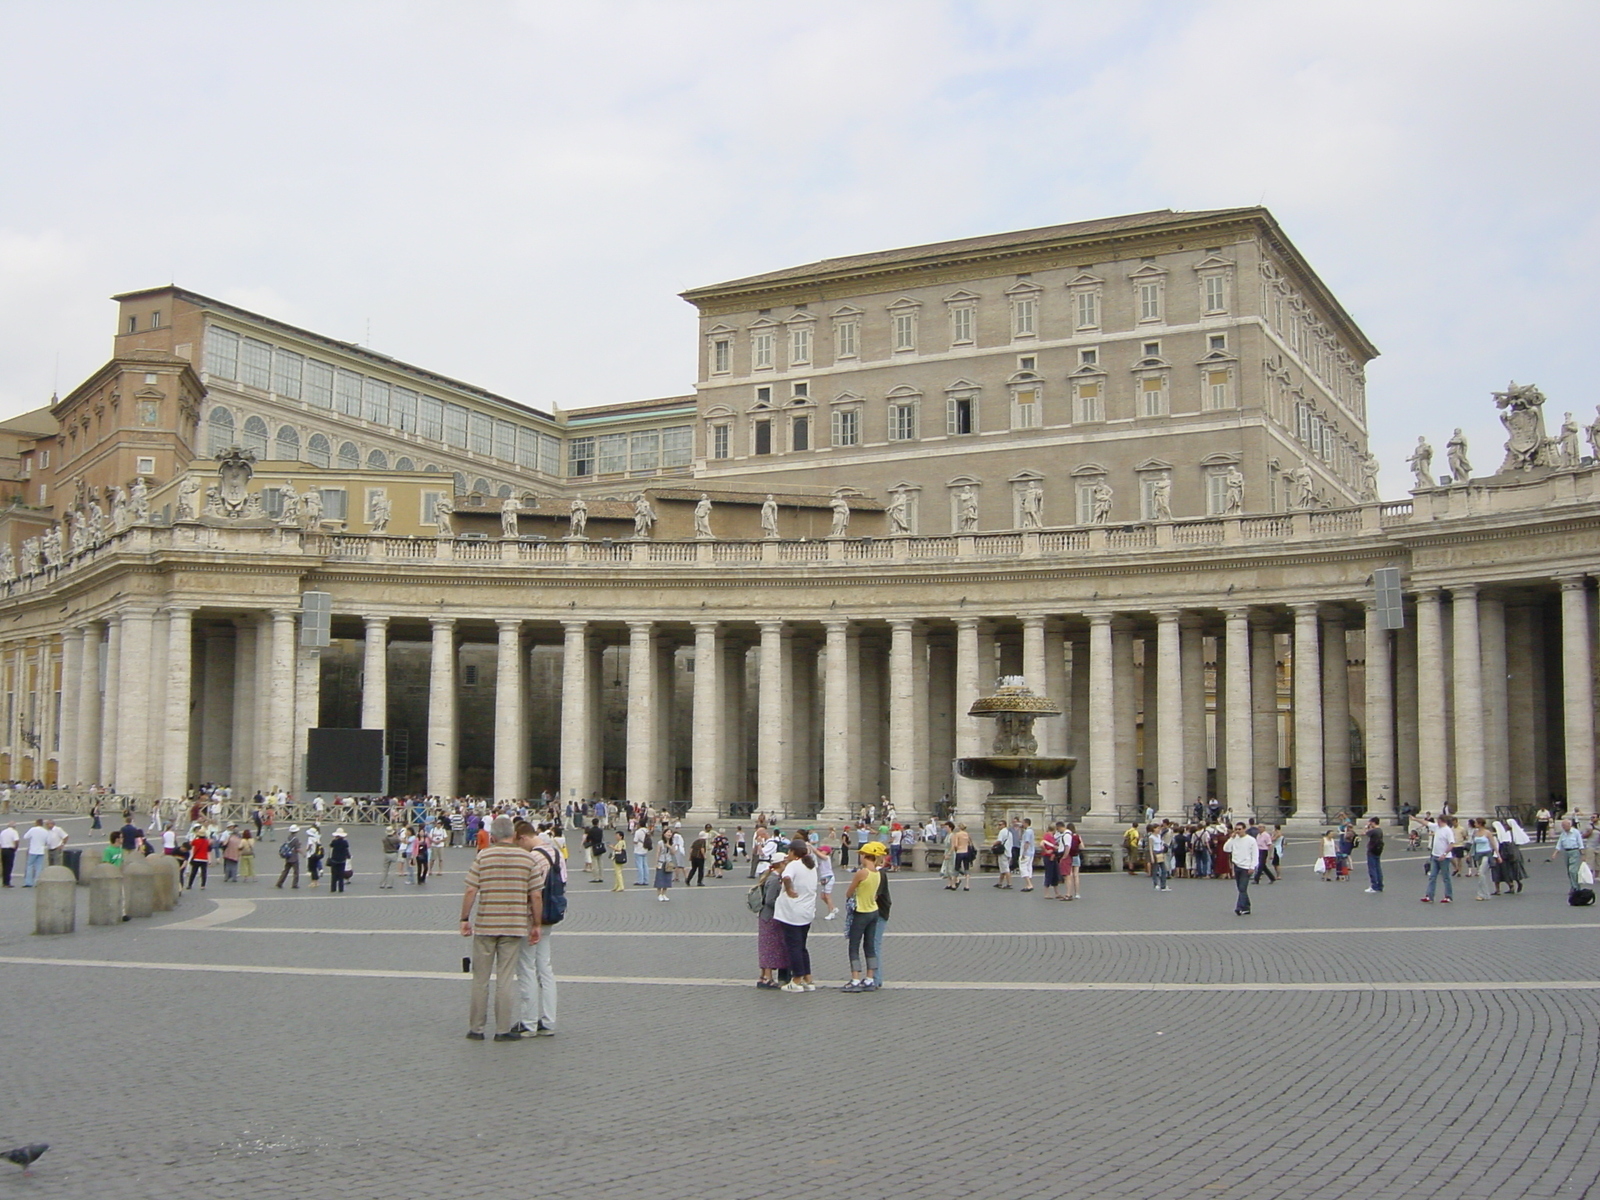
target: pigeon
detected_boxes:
[4,1143,48,1174]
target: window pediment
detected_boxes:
[1005,280,1043,297]
[1071,462,1108,477]
[703,404,735,418]
[1067,271,1104,287]
[1008,469,1044,483]
[784,311,816,326]
[1200,452,1241,467]
[1193,254,1234,272]
[831,391,863,407]
[748,316,778,330]
[1006,371,1040,386]
[943,289,980,305]
[945,378,983,394]
[706,322,736,336]
[887,296,923,311]
[946,474,980,487]
[1128,261,1168,280]
[1135,458,1174,472]
[885,384,922,400]
[832,304,864,318]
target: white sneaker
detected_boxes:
[1363,887,1377,893]
[824,911,838,920]
[780,982,805,993]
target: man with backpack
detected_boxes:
[513,821,561,1037]
[632,821,652,886]
[460,816,546,1041]
[274,825,303,889]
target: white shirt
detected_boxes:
[0,827,18,850]
[1225,834,1260,870]
[1430,825,1454,858]
[774,860,818,925]
[21,826,50,855]
[45,826,67,850]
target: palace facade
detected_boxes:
[0,207,1592,830]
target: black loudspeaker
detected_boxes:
[305,728,385,793]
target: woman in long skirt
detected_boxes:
[755,863,789,988]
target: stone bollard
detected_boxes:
[123,855,156,919]
[910,843,929,872]
[34,865,77,935]
[84,860,125,925]
[150,855,180,910]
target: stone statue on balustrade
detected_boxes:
[1018,482,1042,529]
[693,494,714,539]
[1588,407,1600,463]
[1289,459,1317,510]
[1447,429,1471,484]
[1359,453,1381,502]
[86,492,106,544]
[175,475,201,522]
[19,540,38,576]
[369,493,392,535]
[203,486,225,518]
[277,480,301,525]
[128,476,150,524]
[632,493,655,539]
[1559,413,1581,466]
[956,486,979,532]
[1225,466,1246,513]
[432,492,453,537]
[41,526,61,566]
[829,494,851,537]
[1407,437,1434,490]
[760,495,779,539]
[1149,474,1172,521]
[300,484,323,529]
[1089,480,1113,524]
[501,496,520,538]
[886,489,912,535]
[68,510,88,556]
[1494,381,1555,473]
[0,545,13,584]
[568,497,588,539]
[109,485,129,531]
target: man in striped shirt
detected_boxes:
[459,816,547,1041]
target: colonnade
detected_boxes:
[22,574,1600,827]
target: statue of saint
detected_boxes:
[1290,459,1316,509]
[1359,453,1380,502]
[956,486,979,532]
[1090,481,1113,524]
[693,494,714,539]
[301,484,324,529]
[887,489,912,535]
[1407,436,1434,490]
[1494,381,1551,472]
[760,494,779,539]
[278,480,301,524]
[1559,412,1581,466]
[501,496,520,538]
[369,493,392,535]
[109,486,129,531]
[1587,405,1600,463]
[432,492,453,537]
[175,475,201,522]
[1150,474,1172,521]
[569,497,588,538]
[1447,429,1471,483]
[0,544,13,584]
[1018,482,1042,529]
[829,494,851,537]
[632,493,656,539]
[128,476,150,523]
[1225,466,1246,513]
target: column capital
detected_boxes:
[888,617,920,634]
[1152,608,1184,623]
[628,618,656,635]
[561,617,588,634]
[430,614,456,630]
[1290,601,1321,619]
[1088,612,1114,628]
[1414,586,1443,602]
[1221,605,1252,622]
[495,617,522,634]
[824,618,853,635]
[1557,575,1589,593]
[692,619,720,636]
[1450,583,1479,600]
[1019,614,1048,631]
[165,604,197,620]
[363,613,389,628]
[953,615,981,631]
[757,619,785,635]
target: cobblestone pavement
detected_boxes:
[2,815,1598,1200]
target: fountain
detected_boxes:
[955,676,1075,834]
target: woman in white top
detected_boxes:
[775,841,819,992]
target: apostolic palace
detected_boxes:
[0,206,1595,832]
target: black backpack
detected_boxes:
[1569,887,1595,907]
[536,847,567,925]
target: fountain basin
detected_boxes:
[956,756,1075,782]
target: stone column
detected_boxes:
[427,616,458,798]
[628,621,658,813]
[1414,589,1448,813]
[755,622,789,818]
[1322,614,1350,817]
[1290,603,1323,820]
[689,621,723,821]
[1363,602,1397,818]
[1559,577,1595,814]
[198,626,235,787]
[58,629,82,787]
[889,619,928,820]
[1112,620,1137,814]
[1479,595,1509,812]
[848,633,874,810]
[953,617,983,821]
[1042,623,1068,811]
[1180,616,1207,815]
[1395,615,1420,815]
[927,629,956,813]
[1223,607,1255,815]
[1151,611,1183,817]
[161,607,194,800]
[1450,585,1485,817]
[1251,616,1279,814]
[786,635,816,816]
[1068,635,1091,814]
[115,608,156,797]
[362,616,389,730]
[1505,602,1538,807]
[231,618,258,798]
[266,609,297,795]
[1087,614,1117,821]
[653,635,678,810]
[77,623,103,788]
[494,619,524,801]
[102,617,121,791]
[722,637,748,813]
[821,620,853,822]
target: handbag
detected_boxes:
[1579,861,1596,887]
[613,849,628,865]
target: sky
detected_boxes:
[0,0,1595,493]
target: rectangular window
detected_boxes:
[418,395,444,441]
[629,430,660,472]
[392,386,418,432]
[892,311,916,352]
[1141,376,1168,417]
[888,403,917,441]
[951,306,974,345]
[240,338,273,390]
[754,419,772,455]
[752,331,774,370]
[260,487,286,518]
[540,433,561,477]
[442,403,468,448]
[1075,291,1099,329]
[790,326,811,365]
[422,490,444,523]
[1205,369,1232,411]
[835,320,858,359]
[711,424,730,460]
[1076,482,1099,525]
[304,360,335,409]
[135,455,155,474]
[319,488,348,521]
[205,328,240,380]
[831,408,859,447]
[1079,348,1097,367]
[755,385,772,404]
[1075,381,1104,423]
[493,419,517,462]
[598,433,627,473]
[946,396,974,436]
[792,381,808,399]
[272,350,304,400]
[469,411,492,455]
[1138,281,1163,322]
[150,311,161,329]
[335,370,363,417]
[569,436,594,477]
[1206,471,1229,516]
[712,338,731,374]
[1142,341,1161,359]
[363,379,391,426]
[516,426,539,469]
[128,316,137,334]
[1204,275,1227,312]
[1013,388,1040,429]
[1018,355,1036,371]
[792,415,810,452]
[1208,333,1227,352]
[1140,476,1162,522]
[1012,297,1036,338]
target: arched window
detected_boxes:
[306,433,331,468]
[423,463,441,473]
[452,471,467,495]
[472,477,490,496]
[242,415,269,457]
[275,425,300,461]
[367,449,388,470]
[207,406,235,454]
[395,456,416,472]
[337,441,360,469]
[496,483,512,498]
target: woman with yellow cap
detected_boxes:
[840,841,889,992]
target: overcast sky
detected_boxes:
[1,0,1594,493]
